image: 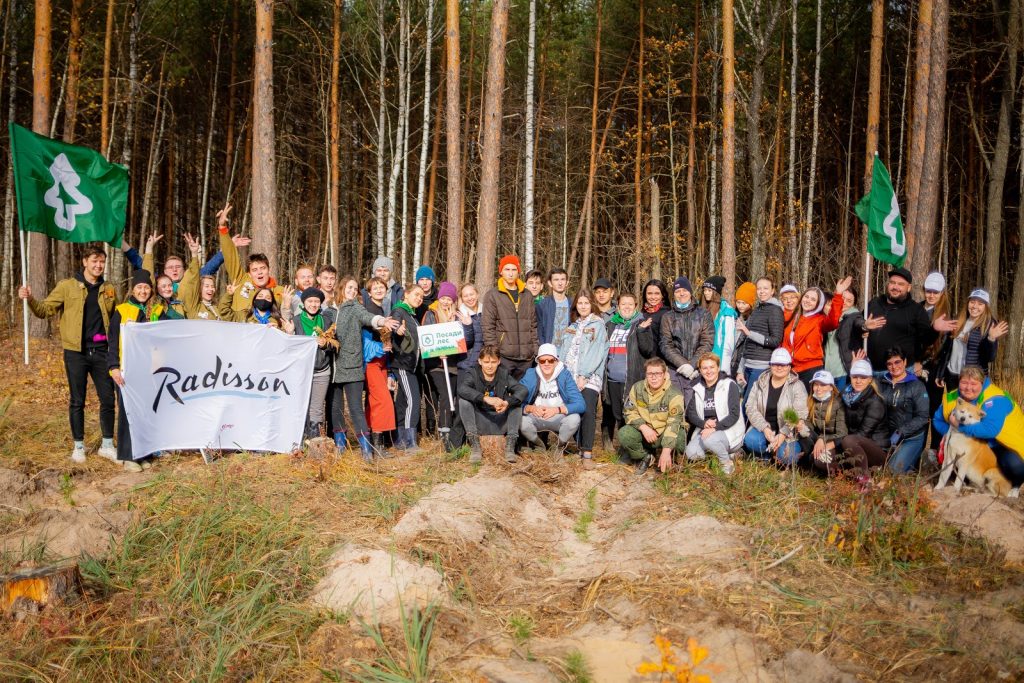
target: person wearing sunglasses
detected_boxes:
[878,346,930,473]
[519,344,586,458]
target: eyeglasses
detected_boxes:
[537,358,556,365]
[645,371,664,377]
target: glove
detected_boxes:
[680,364,696,379]
[815,450,833,464]
[890,432,901,447]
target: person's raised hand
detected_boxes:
[216,204,233,227]
[183,233,201,256]
[989,320,1010,342]
[834,276,853,295]
[145,233,163,254]
[933,314,958,333]
[864,314,886,331]
[231,234,252,248]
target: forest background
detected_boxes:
[1,0,1023,367]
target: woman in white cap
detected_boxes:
[919,271,951,452]
[743,347,809,465]
[936,288,1009,390]
[779,284,800,327]
[801,370,847,476]
[839,359,889,479]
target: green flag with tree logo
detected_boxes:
[854,156,906,267]
[9,123,129,247]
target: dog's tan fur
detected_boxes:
[935,398,1013,497]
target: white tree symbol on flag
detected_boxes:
[43,153,93,231]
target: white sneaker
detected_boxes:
[70,445,86,463]
[123,461,143,472]
[720,457,735,475]
[97,446,118,461]
[140,460,153,470]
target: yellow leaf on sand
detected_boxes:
[687,637,709,666]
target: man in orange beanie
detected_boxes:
[482,255,538,379]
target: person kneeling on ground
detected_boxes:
[684,353,745,475]
[457,345,529,464]
[519,344,586,457]
[618,357,687,475]
[933,365,1024,493]
[800,370,848,477]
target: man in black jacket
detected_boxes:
[659,276,714,394]
[861,268,936,374]
[457,345,529,463]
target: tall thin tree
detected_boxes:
[720,0,736,300]
[28,0,51,337]
[445,0,463,280]
[253,0,279,274]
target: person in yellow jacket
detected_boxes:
[617,357,688,475]
[934,365,1024,491]
[215,203,284,314]
[107,270,168,472]
[19,244,118,464]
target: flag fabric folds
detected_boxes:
[855,157,906,267]
[9,123,129,247]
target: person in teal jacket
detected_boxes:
[704,275,739,377]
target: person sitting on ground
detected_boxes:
[800,370,848,477]
[839,359,889,479]
[618,357,687,475]
[684,353,745,475]
[558,288,609,468]
[743,347,809,465]
[933,366,1024,492]
[782,277,852,387]
[519,344,586,457]
[878,346,930,473]
[107,270,168,472]
[19,244,119,464]
[659,276,714,393]
[458,345,529,464]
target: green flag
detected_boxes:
[854,156,906,267]
[9,123,128,247]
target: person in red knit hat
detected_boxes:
[482,255,539,380]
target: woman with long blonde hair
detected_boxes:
[936,289,1009,390]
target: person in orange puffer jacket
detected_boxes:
[783,277,853,388]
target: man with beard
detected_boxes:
[860,267,937,376]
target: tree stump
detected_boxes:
[306,436,337,463]
[2,563,82,618]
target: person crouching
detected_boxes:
[457,345,528,463]
[519,344,586,457]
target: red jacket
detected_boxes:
[783,291,844,373]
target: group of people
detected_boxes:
[19,209,1024,491]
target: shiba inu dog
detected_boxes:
[936,398,1013,497]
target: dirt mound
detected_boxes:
[1,507,133,559]
[928,488,1024,563]
[767,649,858,682]
[310,545,446,624]
[0,467,34,508]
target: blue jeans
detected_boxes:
[743,367,767,402]
[743,427,802,465]
[888,431,926,473]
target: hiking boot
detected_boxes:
[70,444,86,464]
[123,461,143,473]
[526,437,546,452]
[635,454,654,475]
[402,428,423,455]
[97,445,118,462]
[357,434,374,463]
[467,435,483,463]
[333,431,349,451]
[504,435,518,463]
[371,432,394,459]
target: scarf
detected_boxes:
[459,302,482,317]
[947,318,976,375]
[644,302,663,314]
[299,309,324,336]
[842,387,863,407]
[673,300,692,311]
[253,308,272,325]
[609,310,642,328]
[393,300,416,316]
[127,297,161,322]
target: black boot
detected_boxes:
[371,432,394,459]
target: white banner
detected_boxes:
[121,320,316,457]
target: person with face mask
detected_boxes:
[800,371,848,477]
[659,276,714,394]
[222,283,292,330]
[106,270,169,471]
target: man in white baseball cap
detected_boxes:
[519,344,586,457]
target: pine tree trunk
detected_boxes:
[580,0,601,288]
[225,0,238,184]
[633,0,645,290]
[474,0,510,293]
[329,0,341,268]
[28,0,50,337]
[800,0,822,284]
[720,0,736,300]
[786,0,798,279]
[1004,0,1024,369]
[912,0,948,287]
[650,178,661,280]
[444,0,463,281]
[903,0,933,258]
[252,0,278,274]
[686,0,699,275]
[100,0,115,158]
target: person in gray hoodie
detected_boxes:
[734,277,785,399]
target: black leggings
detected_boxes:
[329,381,370,435]
[577,387,600,452]
[428,369,464,443]
[602,381,626,442]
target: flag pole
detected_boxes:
[862,151,878,355]
[19,227,29,365]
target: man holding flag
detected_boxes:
[10,123,130,463]
[855,157,937,375]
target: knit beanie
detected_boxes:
[702,275,726,294]
[437,281,458,301]
[672,276,693,293]
[414,265,436,283]
[735,282,756,308]
[300,287,325,303]
[371,256,394,273]
[498,255,521,273]
[130,270,152,287]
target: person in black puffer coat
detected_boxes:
[660,276,714,395]
[877,346,930,473]
[839,359,889,476]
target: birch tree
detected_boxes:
[522,0,537,271]
[800,0,822,284]
[3,0,17,314]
